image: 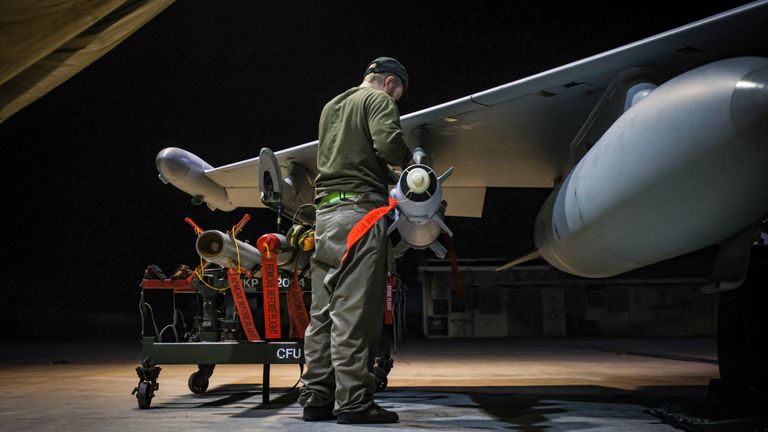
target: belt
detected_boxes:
[315,191,359,207]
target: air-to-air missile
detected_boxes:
[388,147,454,258]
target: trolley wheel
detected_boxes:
[137,381,154,409]
[188,371,210,394]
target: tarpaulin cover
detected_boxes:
[0,0,174,123]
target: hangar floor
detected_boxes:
[0,337,761,431]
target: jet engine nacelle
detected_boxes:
[535,57,768,278]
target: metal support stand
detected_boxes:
[263,363,271,404]
[133,337,303,409]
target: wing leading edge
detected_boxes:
[176,1,767,216]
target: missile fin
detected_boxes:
[429,241,447,259]
[438,166,454,184]
[387,215,403,235]
[392,240,410,258]
[496,250,542,272]
[432,214,454,237]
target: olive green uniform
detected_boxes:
[315,87,412,197]
[299,86,411,415]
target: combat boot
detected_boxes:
[336,404,399,424]
[303,401,336,421]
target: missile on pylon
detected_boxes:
[388,147,454,258]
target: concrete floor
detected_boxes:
[0,337,741,431]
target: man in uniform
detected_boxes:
[298,57,413,424]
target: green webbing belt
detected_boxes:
[316,191,359,207]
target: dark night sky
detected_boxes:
[0,0,753,340]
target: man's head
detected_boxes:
[362,57,408,102]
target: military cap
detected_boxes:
[364,57,409,97]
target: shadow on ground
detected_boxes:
[154,383,767,431]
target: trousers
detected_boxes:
[298,193,389,414]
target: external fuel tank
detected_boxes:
[535,57,768,277]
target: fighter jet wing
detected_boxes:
[168,0,767,217]
[203,142,319,210]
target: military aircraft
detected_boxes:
[2,0,765,393]
[155,1,768,391]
